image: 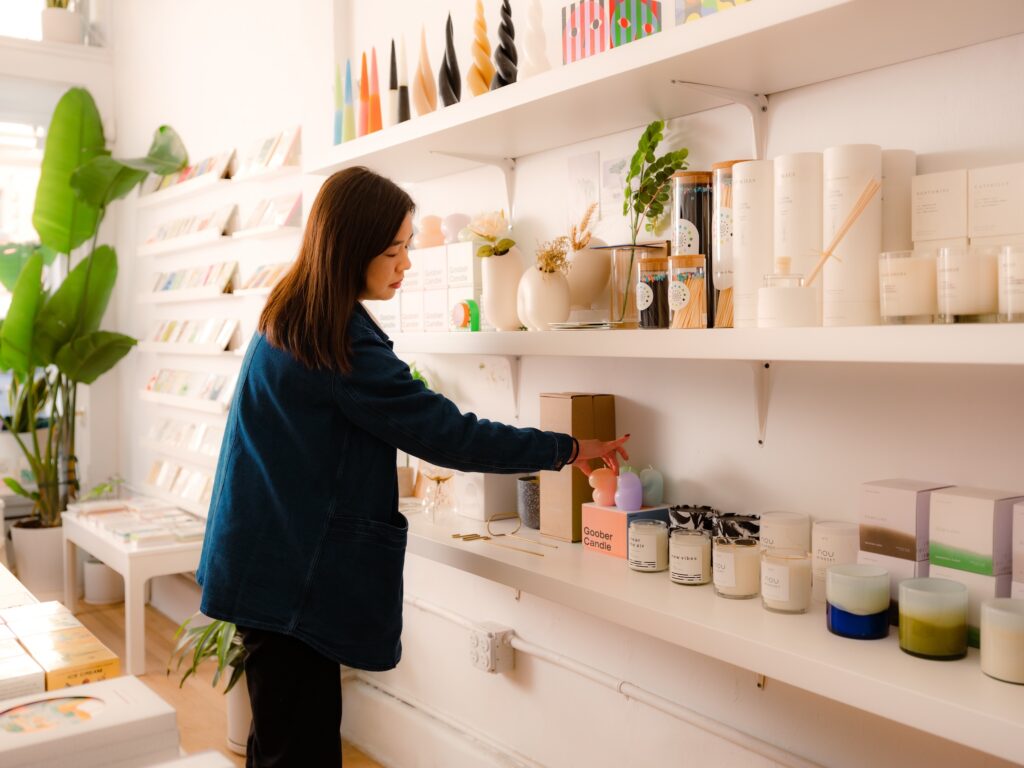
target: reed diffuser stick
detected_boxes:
[804,178,881,288]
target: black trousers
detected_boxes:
[240,626,343,767]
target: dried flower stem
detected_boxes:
[569,202,598,251]
[535,236,570,274]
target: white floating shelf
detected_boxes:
[408,515,1024,764]
[233,286,273,297]
[137,232,232,257]
[141,441,219,470]
[138,390,229,415]
[136,176,231,209]
[391,324,1024,366]
[231,224,301,241]
[310,0,1024,182]
[139,287,236,305]
[136,342,236,357]
[231,164,301,184]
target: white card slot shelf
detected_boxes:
[139,485,209,518]
[231,164,301,185]
[231,224,301,241]
[139,390,230,415]
[137,231,234,257]
[136,342,236,357]
[139,287,236,305]
[142,441,218,470]
[136,176,231,209]
[407,515,1024,765]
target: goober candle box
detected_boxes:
[859,479,950,561]
[929,486,1023,576]
[582,503,670,559]
[930,564,1011,647]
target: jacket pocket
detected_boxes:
[298,513,409,670]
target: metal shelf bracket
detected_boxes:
[753,361,773,446]
[670,80,769,160]
[430,152,518,216]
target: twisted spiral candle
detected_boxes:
[438,14,461,106]
[412,25,437,116]
[467,0,495,96]
[490,0,518,90]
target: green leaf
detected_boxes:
[71,126,187,208]
[493,237,515,255]
[34,245,117,365]
[476,244,494,258]
[3,477,33,499]
[55,330,136,384]
[32,88,105,254]
[1,252,44,377]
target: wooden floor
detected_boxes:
[75,601,382,768]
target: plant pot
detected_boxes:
[517,268,571,330]
[226,673,252,756]
[41,8,84,44]
[83,557,124,604]
[11,523,64,602]
[566,241,610,309]
[480,246,524,331]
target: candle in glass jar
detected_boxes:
[826,564,890,640]
[879,250,937,323]
[759,511,810,552]
[713,538,760,599]
[761,548,812,614]
[937,245,998,320]
[898,578,968,660]
[629,520,668,573]
[981,598,1024,684]
[670,529,711,585]
[811,520,859,602]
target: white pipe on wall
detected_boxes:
[402,594,823,768]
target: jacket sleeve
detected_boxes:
[332,329,577,474]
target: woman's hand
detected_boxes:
[573,435,630,477]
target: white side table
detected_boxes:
[62,511,202,675]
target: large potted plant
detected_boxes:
[168,615,250,755]
[0,87,187,598]
[611,120,687,326]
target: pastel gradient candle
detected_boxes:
[826,564,890,640]
[341,59,355,142]
[588,468,617,507]
[358,52,369,137]
[368,48,383,133]
[898,578,968,660]
[615,471,643,511]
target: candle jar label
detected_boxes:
[714,551,736,588]
[761,562,791,602]
[671,548,705,583]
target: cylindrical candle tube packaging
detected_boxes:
[898,578,968,660]
[713,537,760,599]
[881,149,916,252]
[733,160,774,328]
[670,529,711,585]
[759,510,811,552]
[773,152,823,323]
[761,548,813,614]
[629,519,668,573]
[812,520,859,602]
[826,564,890,639]
[981,598,1024,684]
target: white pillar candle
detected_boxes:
[881,149,916,252]
[998,245,1024,322]
[774,153,823,323]
[823,144,883,327]
[879,250,938,323]
[761,548,813,614]
[759,511,810,552]
[670,529,711,585]
[981,598,1024,684]
[713,538,760,599]
[629,520,668,573]
[733,160,774,328]
[812,520,859,602]
[937,244,999,319]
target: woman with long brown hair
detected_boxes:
[197,167,629,767]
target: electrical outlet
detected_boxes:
[468,622,515,674]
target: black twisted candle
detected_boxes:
[438,14,461,106]
[490,0,517,90]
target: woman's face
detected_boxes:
[362,213,413,301]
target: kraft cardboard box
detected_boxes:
[582,503,670,558]
[17,626,120,690]
[929,486,1023,576]
[539,393,615,542]
[859,479,950,561]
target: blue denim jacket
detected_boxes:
[197,304,575,670]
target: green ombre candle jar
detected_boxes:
[898,578,969,660]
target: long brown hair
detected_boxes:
[259,167,414,372]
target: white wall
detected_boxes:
[106,2,1024,766]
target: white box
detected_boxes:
[912,170,967,242]
[969,162,1024,238]
[0,676,180,768]
[929,486,1022,576]
[364,296,400,335]
[446,241,482,289]
[400,291,423,333]
[418,245,448,291]
[1014,502,1024,584]
[422,289,449,333]
[0,652,45,700]
[403,249,423,292]
[857,550,928,603]
[859,479,950,561]
[453,472,518,521]
[930,563,1011,646]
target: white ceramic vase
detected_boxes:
[11,524,64,602]
[226,674,252,755]
[518,267,571,330]
[566,242,610,308]
[481,246,524,331]
[41,8,83,44]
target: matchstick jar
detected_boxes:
[668,254,708,329]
